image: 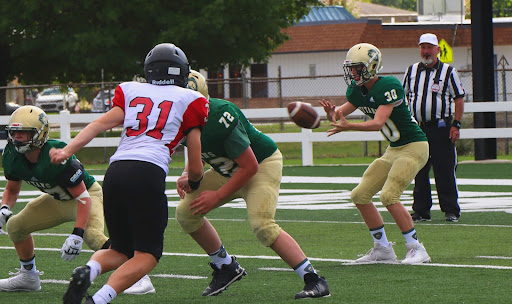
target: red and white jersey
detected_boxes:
[109,81,209,174]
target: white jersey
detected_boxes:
[109,81,208,174]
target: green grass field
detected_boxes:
[0,164,511,303]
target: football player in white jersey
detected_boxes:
[51,43,209,304]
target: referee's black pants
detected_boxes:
[413,119,460,218]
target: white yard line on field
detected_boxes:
[0,246,510,271]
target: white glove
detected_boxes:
[0,206,13,229]
[61,234,83,261]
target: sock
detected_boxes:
[92,285,117,304]
[208,245,232,268]
[20,255,37,274]
[402,228,420,244]
[369,226,389,247]
[293,258,317,281]
[86,260,102,282]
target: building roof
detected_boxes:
[274,18,512,54]
[355,1,417,17]
[298,6,355,25]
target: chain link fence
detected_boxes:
[1,68,511,156]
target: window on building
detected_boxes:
[309,64,317,78]
[251,63,268,98]
[229,65,243,98]
[207,69,224,98]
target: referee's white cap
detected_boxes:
[418,33,439,46]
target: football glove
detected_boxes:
[61,234,83,261]
[0,205,13,229]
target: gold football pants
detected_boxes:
[176,150,283,247]
[351,141,429,206]
[7,182,108,251]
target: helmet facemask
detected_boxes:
[343,63,371,86]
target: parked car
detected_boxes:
[35,87,78,112]
[92,89,115,113]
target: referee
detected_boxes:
[402,33,465,222]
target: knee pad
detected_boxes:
[250,219,282,247]
[350,185,373,205]
[175,200,204,234]
[6,215,28,243]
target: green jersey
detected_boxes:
[199,98,277,177]
[2,139,96,201]
[346,76,427,147]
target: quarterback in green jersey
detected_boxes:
[0,106,109,292]
[175,71,329,299]
[320,43,431,264]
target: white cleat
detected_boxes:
[0,228,7,235]
[123,275,155,295]
[355,242,397,263]
[0,268,42,292]
[401,243,431,264]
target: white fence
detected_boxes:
[1,102,511,166]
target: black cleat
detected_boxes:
[295,273,330,299]
[411,213,431,222]
[84,295,95,304]
[63,266,91,304]
[202,256,246,296]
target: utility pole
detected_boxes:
[471,0,497,160]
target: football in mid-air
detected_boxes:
[287,101,321,129]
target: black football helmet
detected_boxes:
[144,43,190,87]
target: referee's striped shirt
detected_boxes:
[402,60,465,123]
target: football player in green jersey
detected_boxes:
[176,70,330,299]
[0,106,110,292]
[320,43,431,264]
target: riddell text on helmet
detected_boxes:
[152,79,175,85]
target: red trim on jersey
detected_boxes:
[182,97,209,132]
[112,86,126,110]
[165,97,209,155]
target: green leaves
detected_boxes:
[0,0,318,84]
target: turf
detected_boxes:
[0,164,511,303]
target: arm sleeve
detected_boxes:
[449,68,465,98]
[57,159,86,188]
[111,85,126,110]
[182,97,209,135]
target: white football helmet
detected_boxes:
[343,43,383,86]
[6,105,50,153]
[188,69,209,99]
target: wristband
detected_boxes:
[452,120,461,130]
[72,227,85,238]
[188,175,203,190]
[1,205,10,211]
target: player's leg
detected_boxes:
[380,142,431,264]
[177,169,245,296]
[82,182,109,251]
[0,194,70,291]
[246,150,329,299]
[351,153,396,263]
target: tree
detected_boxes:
[0,0,318,113]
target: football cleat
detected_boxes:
[401,242,431,264]
[294,273,330,299]
[63,265,91,304]
[202,256,246,296]
[355,242,397,263]
[123,275,155,295]
[0,268,42,291]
